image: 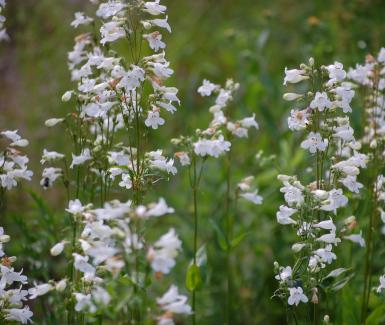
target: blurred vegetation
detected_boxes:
[0,0,385,324]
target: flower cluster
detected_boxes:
[42,0,178,197]
[0,227,33,324]
[0,130,33,190]
[173,79,259,163]
[38,1,190,322]
[49,198,190,324]
[0,0,8,42]
[274,59,367,309]
[348,48,385,309]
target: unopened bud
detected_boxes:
[61,91,73,102]
[283,93,303,101]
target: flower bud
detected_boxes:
[50,241,65,256]
[312,190,329,200]
[61,91,73,102]
[292,243,306,252]
[141,21,151,30]
[309,57,314,66]
[277,174,291,182]
[56,279,67,292]
[283,93,303,101]
[0,235,10,243]
[45,118,64,127]
[370,139,377,148]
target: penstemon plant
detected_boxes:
[173,78,261,324]
[274,58,368,323]
[0,130,36,324]
[0,0,8,42]
[348,47,385,322]
[39,0,191,323]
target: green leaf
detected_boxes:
[209,219,228,251]
[230,231,250,248]
[186,264,201,292]
[366,303,385,325]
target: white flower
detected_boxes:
[40,167,62,189]
[239,190,263,205]
[339,175,363,193]
[157,285,192,314]
[28,283,53,299]
[193,136,231,158]
[276,205,297,225]
[377,275,385,293]
[280,184,304,207]
[74,293,96,313]
[145,198,174,218]
[378,47,385,63]
[96,1,126,19]
[198,79,218,96]
[148,228,181,274]
[175,152,190,166]
[240,114,259,130]
[71,12,93,28]
[300,132,328,153]
[149,16,171,33]
[100,21,125,45]
[40,149,64,164]
[313,219,336,232]
[118,173,132,189]
[314,244,336,264]
[143,31,166,51]
[316,232,341,246]
[275,266,292,281]
[344,231,365,247]
[310,92,332,112]
[4,307,33,324]
[326,61,346,84]
[0,265,28,285]
[288,287,308,306]
[70,148,92,168]
[145,110,165,129]
[320,189,348,214]
[66,199,85,215]
[283,67,308,85]
[288,109,309,130]
[73,253,96,275]
[144,0,167,16]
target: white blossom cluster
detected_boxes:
[274,59,368,307]
[49,198,191,324]
[173,79,259,165]
[41,0,178,193]
[348,48,385,298]
[0,0,8,42]
[0,227,33,324]
[348,48,385,148]
[0,130,33,190]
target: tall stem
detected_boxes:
[225,148,232,325]
[192,155,198,325]
[361,71,381,323]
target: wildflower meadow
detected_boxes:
[1,0,385,324]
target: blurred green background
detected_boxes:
[1,0,385,324]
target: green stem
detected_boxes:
[225,149,232,325]
[192,155,198,325]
